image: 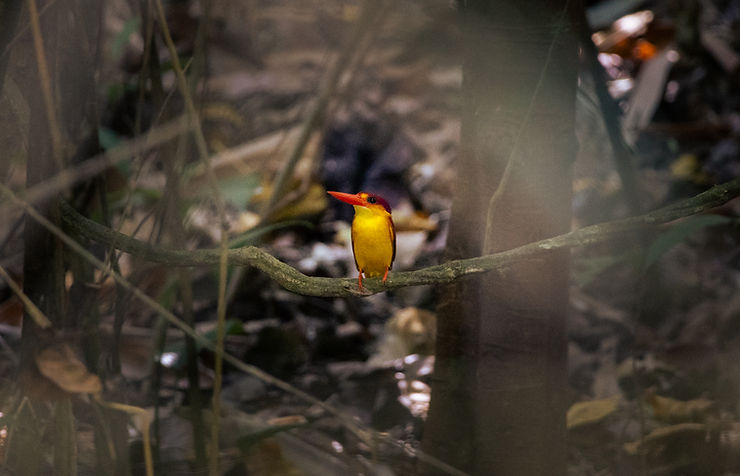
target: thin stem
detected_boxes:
[0,115,192,221]
[211,230,228,474]
[97,399,155,476]
[152,2,230,470]
[1,0,58,62]
[576,6,644,214]
[0,0,23,94]
[26,0,65,168]
[482,0,571,253]
[152,0,225,218]
[0,263,52,328]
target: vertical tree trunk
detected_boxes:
[19,0,62,386]
[423,1,578,475]
[0,0,23,94]
[17,0,103,383]
[10,2,114,474]
[10,4,64,473]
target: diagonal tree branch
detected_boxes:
[1,182,466,475]
[57,177,740,297]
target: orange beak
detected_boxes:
[327,191,367,207]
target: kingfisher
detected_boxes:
[327,191,396,290]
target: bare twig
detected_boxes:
[151,0,209,464]
[96,398,154,476]
[153,0,225,219]
[151,1,231,470]
[26,0,65,167]
[483,0,571,253]
[576,6,644,214]
[2,182,467,476]
[0,262,52,329]
[0,0,23,94]
[0,115,192,222]
[1,0,58,62]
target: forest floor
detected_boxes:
[1,0,739,475]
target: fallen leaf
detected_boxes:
[368,307,436,365]
[261,183,329,222]
[35,344,102,394]
[623,423,707,455]
[242,438,303,476]
[394,210,438,233]
[567,395,620,429]
[646,391,715,423]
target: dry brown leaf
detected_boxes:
[243,438,303,476]
[567,395,620,429]
[646,391,715,423]
[267,415,308,427]
[255,183,329,222]
[368,307,436,364]
[394,211,438,233]
[623,423,707,455]
[35,344,102,394]
[0,295,22,327]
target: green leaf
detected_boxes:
[574,215,734,284]
[97,127,121,151]
[644,215,733,268]
[133,187,163,203]
[111,17,140,60]
[191,174,260,210]
[105,82,125,104]
[203,319,245,341]
[219,174,260,209]
[573,250,640,287]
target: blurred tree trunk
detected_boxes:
[0,0,23,94]
[18,0,63,390]
[9,1,119,474]
[17,0,103,388]
[11,3,66,473]
[422,1,577,475]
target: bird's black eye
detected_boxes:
[367,196,376,204]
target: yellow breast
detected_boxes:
[351,205,395,277]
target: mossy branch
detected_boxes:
[60,177,740,297]
[1,183,460,475]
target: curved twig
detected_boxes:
[3,179,738,476]
[59,177,740,297]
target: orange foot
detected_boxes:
[358,270,364,290]
[382,267,389,284]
